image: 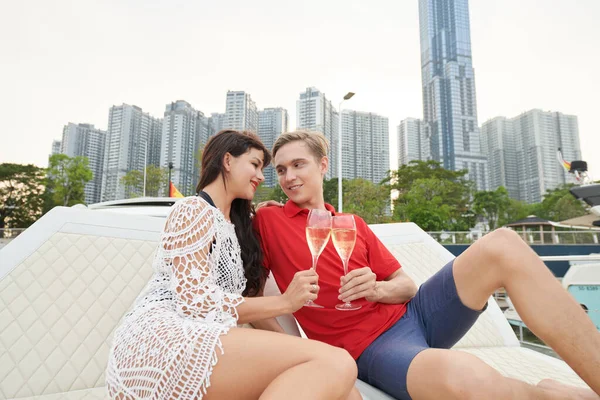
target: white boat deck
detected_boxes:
[0,207,590,399]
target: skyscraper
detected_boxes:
[397,118,426,166]
[258,108,289,187]
[481,117,519,199]
[208,112,226,137]
[147,113,164,168]
[225,91,258,133]
[161,100,208,196]
[514,110,581,203]
[418,0,487,190]
[101,104,162,201]
[60,123,107,204]
[296,87,339,179]
[51,140,62,157]
[340,110,389,184]
[482,110,582,203]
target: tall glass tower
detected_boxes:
[419,0,488,190]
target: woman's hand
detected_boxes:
[282,270,320,313]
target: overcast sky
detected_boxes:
[2,0,598,180]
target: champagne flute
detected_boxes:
[333,215,361,311]
[304,208,332,308]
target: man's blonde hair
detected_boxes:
[272,130,329,161]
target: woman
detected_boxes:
[106,130,361,400]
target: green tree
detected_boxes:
[388,161,473,230]
[0,163,46,231]
[47,154,93,206]
[268,184,288,203]
[385,160,472,193]
[121,170,144,198]
[192,144,205,194]
[472,186,511,230]
[328,178,391,223]
[531,185,588,222]
[498,198,531,227]
[121,165,168,198]
[393,178,459,231]
[323,178,338,205]
[253,185,274,204]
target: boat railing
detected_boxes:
[428,230,600,245]
[511,308,600,352]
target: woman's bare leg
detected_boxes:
[203,327,361,400]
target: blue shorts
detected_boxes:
[356,260,487,400]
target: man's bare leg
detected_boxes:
[452,228,600,394]
[407,349,599,400]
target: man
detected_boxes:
[254,130,600,400]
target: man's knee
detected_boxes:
[481,228,522,259]
[471,228,528,277]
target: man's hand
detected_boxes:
[256,200,284,210]
[339,266,380,303]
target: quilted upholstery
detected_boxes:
[12,387,106,400]
[0,232,156,399]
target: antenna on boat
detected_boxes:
[558,148,600,223]
[557,148,593,186]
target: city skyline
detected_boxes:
[2,0,599,180]
[50,91,584,204]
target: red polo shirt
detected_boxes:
[254,200,407,359]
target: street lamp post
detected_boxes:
[168,162,174,196]
[143,140,148,197]
[338,92,355,213]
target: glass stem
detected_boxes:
[311,255,319,271]
[343,259,351,304]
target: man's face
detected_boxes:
[274,141,328,208]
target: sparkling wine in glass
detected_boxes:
[304,208,332,308]
[333,215,361,311]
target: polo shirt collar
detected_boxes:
[283,200,337,218]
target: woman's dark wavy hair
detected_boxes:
[196,130,271,297]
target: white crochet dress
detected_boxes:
[106,196,246,399]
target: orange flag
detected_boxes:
[169,181,184,198]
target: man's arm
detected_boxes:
[339,267,417,304]
[375,268,418,304]
[339,216,418,304]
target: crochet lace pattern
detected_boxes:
[106,196,246,399]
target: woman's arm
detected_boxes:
[236,296,290,326]
[250,318,287,333]
[244,288,287,333]
[164,198,317,324]
[237,270,318,324]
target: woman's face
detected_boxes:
[226,147,265,200]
